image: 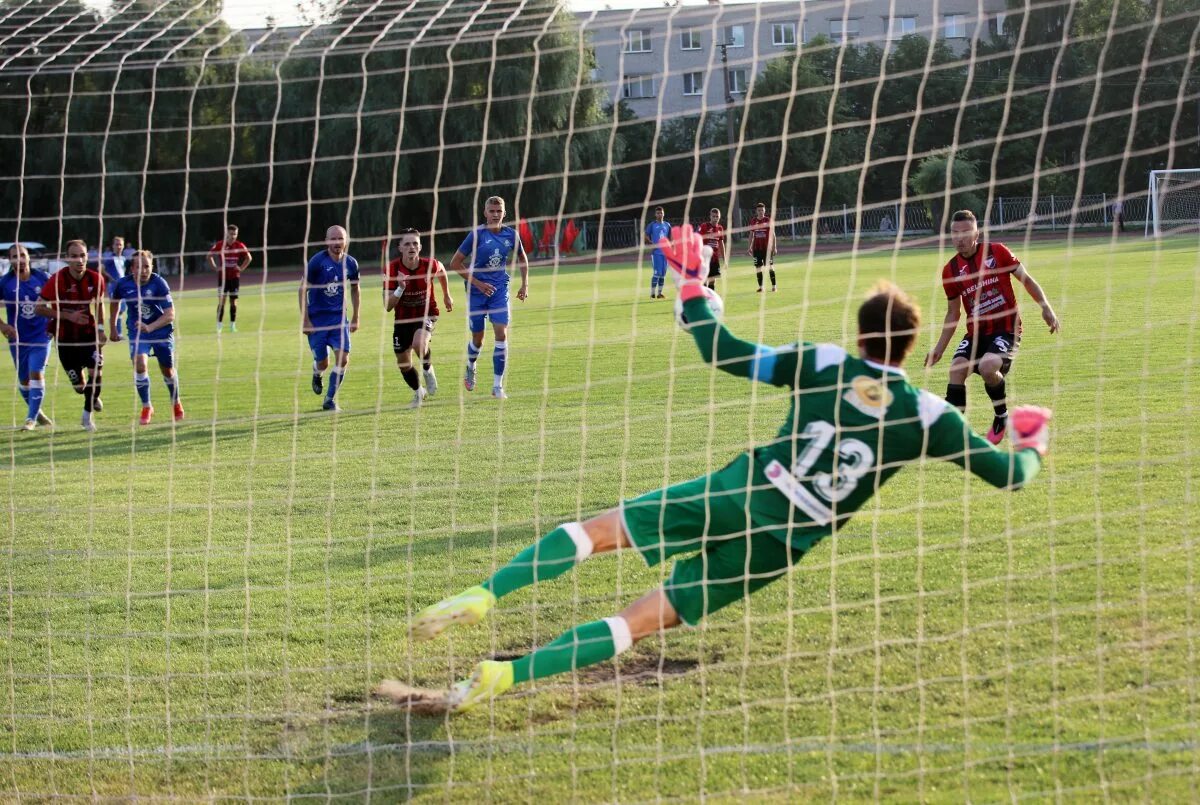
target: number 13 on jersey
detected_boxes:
[764,421,876,526]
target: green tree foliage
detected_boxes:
[908,152,985,230]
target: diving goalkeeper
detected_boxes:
[401,225,1053,713]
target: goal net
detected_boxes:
[1,0,1198,800]
[1148,168,1200,235]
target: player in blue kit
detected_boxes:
[107,251,183,425]
[301,225,360,412]
[0,244,54,430]
[448,196,529,399]
[644,206,672,299]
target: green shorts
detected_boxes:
[620,454,826,625]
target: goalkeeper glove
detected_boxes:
[658,225,712,302]
[1010,405,1052,456]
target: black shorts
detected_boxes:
[752,248,769,269]
[707,255,722,278]
[219,276,240,298]
[952,331,1019,375]
[392,318,436,354]
[57,343,103,386]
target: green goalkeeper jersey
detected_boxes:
[682,297,1042,548]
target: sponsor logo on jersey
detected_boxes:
[843,375,894,419]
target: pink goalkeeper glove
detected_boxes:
[1010,405,1052,456]
[658,224,712,301]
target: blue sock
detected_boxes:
[135,372,151,406]
[493,341,507,384]
[326,367,344,401]
[18,383,29,405]
[466,340,480,365]
[164,375,179,404]
[26,380,43,421]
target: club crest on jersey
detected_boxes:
[324,284,340,298]
[487,249,503,269]
[843,375,894,419]
[138,303,153,319]
[984,256,996,269]
[19,301,36,318]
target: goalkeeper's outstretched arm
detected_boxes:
[682,296,786,385]
[928,405,1052,489]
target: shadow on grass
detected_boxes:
[3,407,377,466]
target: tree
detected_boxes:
[909,153,985,229]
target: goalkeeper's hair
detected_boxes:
[485,196,505,208]
[132,249,154,268]
[858,280,921,364]
[65,239,88,253]
[952,209,977,225]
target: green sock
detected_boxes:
[511,619,622,684]
[481,524,584,598]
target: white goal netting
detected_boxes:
[1,0,1198,800]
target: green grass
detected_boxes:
[1,235,1198,801]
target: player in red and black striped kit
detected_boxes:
[926,210,1060,444]
[747,202,778,292]
[34,239,107,432]
[696,208,725,291]
[384,228,454,409]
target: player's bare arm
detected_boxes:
[925,297,962,367]
[238,249,252,273]
[138,306,175,334]
[514,241,529,301]
[450,250,494,297]
[1012,264,1060,333]
[299,280,314,333]
[349,283,361,333]
[107,300,123,342]
[436,262,454,311]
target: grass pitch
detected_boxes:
[2,235,1198,801]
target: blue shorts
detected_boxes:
[308,322,351,359]
[651,251,668,278]
[467,285,510,332]
[9,342,51,381]
[129,338,175,369]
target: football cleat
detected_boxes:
[139,406,154,426]
[91,396,103,412]
[311,373,323,396]
[322,399,341,412]
[21,419,36,432]
[408,387,427,409]
[1011,405,1053,456]
[230,323,238,333]
[448,660,514,713]
[492,386,507,400]
[81,412,97,433]
[173,402,185,422]
[35,410,53,427]
[423,368,438,397]
[409,585,496,642]
[986,415,1006,445]
[463,362,477,392]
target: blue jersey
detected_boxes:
[305,250,360,322]
[457,226,520,286]
[0,269,52,345]
[110,274,174,341]
[646,220,672,253]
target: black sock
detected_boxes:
[400,366,420,390]
[83,382,100,412]
[422,348,432,372]
[985,379,1007,418]
[217,306,224,323]
[769,268,777,285]
[756,271,763,288]
[946,383,967,412]
[230,299,237,323]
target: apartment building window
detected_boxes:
[831,18,860,43]
[886,16,917,40]
[729,68,748,94]
[680,29,700,50]
[771,22,797,47]
[944,14,967,39]
[623,29,652,53]
[988,12,1008,38]
[724,24,745,48]
[623,75,654,99]
[683,72,703,96]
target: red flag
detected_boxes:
[559,219,580,254]
[518,220,535,255]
